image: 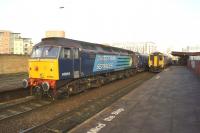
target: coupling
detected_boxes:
[41,82,50,92]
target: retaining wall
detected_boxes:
[0,54,29,74]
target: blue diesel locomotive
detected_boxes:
[135,52,149,72]
[23,37,148,99]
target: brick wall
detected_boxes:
[0,54,29,74]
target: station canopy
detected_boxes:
[171,51,200,56]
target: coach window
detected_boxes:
[60,48,71,59]
[159,56,163,60]
[150,55,154,60]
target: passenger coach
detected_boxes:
[148,52,171,72]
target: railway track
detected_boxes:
[0,88,30,102]
[0,96,51,121]
[0,72,28,102]
[21,76,149,133]
[0,72,154,133]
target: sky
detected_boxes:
[1,0,200,52]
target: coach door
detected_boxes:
[72,48,81,78]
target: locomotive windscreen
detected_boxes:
[31,46,60,58]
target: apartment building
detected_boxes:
[23,38,33,55]
[0,31,11,54]
[0,30,33,55]
[14,38,24,54]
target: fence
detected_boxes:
[187,56,200,76]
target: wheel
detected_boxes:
[65,85,74,96]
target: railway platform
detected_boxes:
[70,66,200,133]
[0,73,27,93]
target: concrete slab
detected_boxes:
[69,66,200,133]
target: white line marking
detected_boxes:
[87,108,125,133]
[104,115,115,122]
[87,123,106,133]
[111,108,125,115]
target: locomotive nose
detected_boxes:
[22,79,28,88]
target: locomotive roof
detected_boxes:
[35,37,133,54]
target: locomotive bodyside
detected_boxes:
[135,53,148,72]
[23,38,136,98]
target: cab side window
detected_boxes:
[60,48,71,59]
[73,49,79,59]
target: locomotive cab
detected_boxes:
[29,45,60,80]
[23,44,81,97]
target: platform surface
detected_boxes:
[70,66,200,133]
[0,73,27,92]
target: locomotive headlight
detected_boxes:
[41,82,50,92]
[22,79,28,88]
[35,66,39,71]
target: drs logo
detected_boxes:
[96,64,113,70]
[93,55,116,72]
[93,55,132,72]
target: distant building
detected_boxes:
[10,33,21,54]
[0,30,33,55]
[14,38,24,54]
[182,45,200,52]
[45,31,65,38]
[23,38,33,55]
[0,31,11,54]
[109,42,157,54]
[186,45,200,52]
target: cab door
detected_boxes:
[72,48,81,78]
[59,47,73,79]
